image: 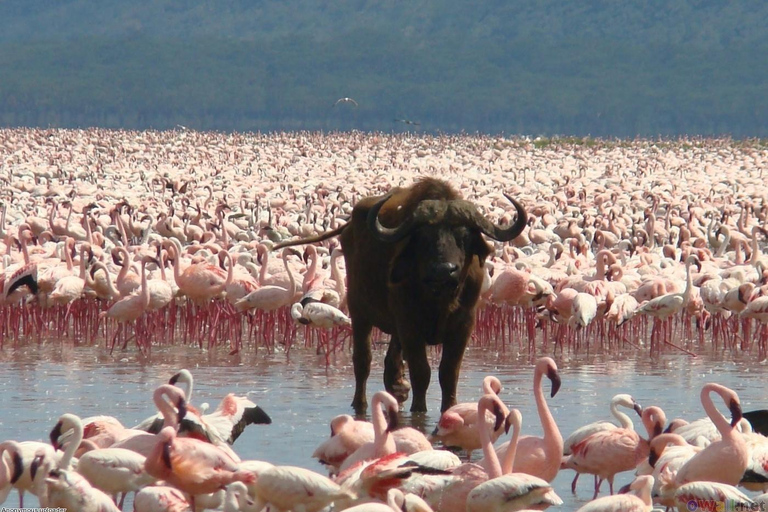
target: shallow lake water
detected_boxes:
[1,340,767,510]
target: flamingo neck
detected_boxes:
[213,252,234,295]
[533,371,562,451]
[258,248,269,285]
[155,389,181,429]
[611,401,634,430]
[283,252,297,299]
[59,421,83,471]
[140,261,150,307]
[701,385,733,438]
[371,396,393,457]
[478,400,502,479]
[303,247,318,293]
[500,414,521,474]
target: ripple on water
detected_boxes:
[0,342,767,509]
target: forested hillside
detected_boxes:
[1,1,766,137]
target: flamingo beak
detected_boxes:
[492,404,505,433]
[10,451,24,484]
[29,453,45,481]
[648,449,659,468]
[169,372,181,385]
[49,421,63,451]
[730,399,743,427]
[177,398,188,423]
[386,407,399,433]
[633,402,643,416]
[162,441,173,469]
[504,413,514,435]
[547,368,561,398]
[245,405,272,425]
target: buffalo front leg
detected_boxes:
[351,319,373,414]
[403,342,431,413]
[383,334,411,404]
[438,319,472,412]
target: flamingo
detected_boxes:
[144,426,255,509]
[110,384,188,457]
[133,485,191,512]
[401,394,510,512]
[431,375,509,459]
[342,488,435,512]
[574,475,654,512]
[162,241,232,303]
[672,383,749,488]
[673,481,755,511]
[99,256,156,350]
[250,465,356,512]
[338,391,400,473]
[234,248,298,312]
[466,408,563,512]
[312,414,375,475]
[641,433,701,508]
[562,393,643,492]
[133,369,272,446]
[482,357,562,482]
[75,439,158,510]
[43,468,121,512]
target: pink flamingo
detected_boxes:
[163,241,232,303]
[673,481,754,512]
[483,357,563,482]
[99,256,156,351]
[431,375,509,459]
[672,383,749,487]
[144,426,254,509]
[466,408,563,511]
[574,475,654,512]
[133,485,191,512]
[109,385,187,457]
[338,390,400,473]
[234,248,298,312]
[401,393,516,512]
[312,414,375,474]
[251,465,355,512]
[562,393,643,492]
[562,405,663,498]
[43,468,121,512]
[642,433,701,508]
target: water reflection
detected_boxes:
[0,343,766,508]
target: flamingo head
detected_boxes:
[648,447,660,468]
[730,398,743,428]
[633,401,643,416]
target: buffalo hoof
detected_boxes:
[388,380,411,404]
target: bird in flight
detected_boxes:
[394,118,421,126]
[333,97,359,108]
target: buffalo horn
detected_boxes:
[367,191,426,243]
[472,193,528,242]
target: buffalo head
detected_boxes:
[367,191,527,298]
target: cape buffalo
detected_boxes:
[274,178,526,412]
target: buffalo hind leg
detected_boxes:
[384,334,411,404]
[351,319,373,414]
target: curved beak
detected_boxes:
[730,399,743,428]
[547,368,562,398]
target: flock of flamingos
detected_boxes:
[1,128,768,510]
